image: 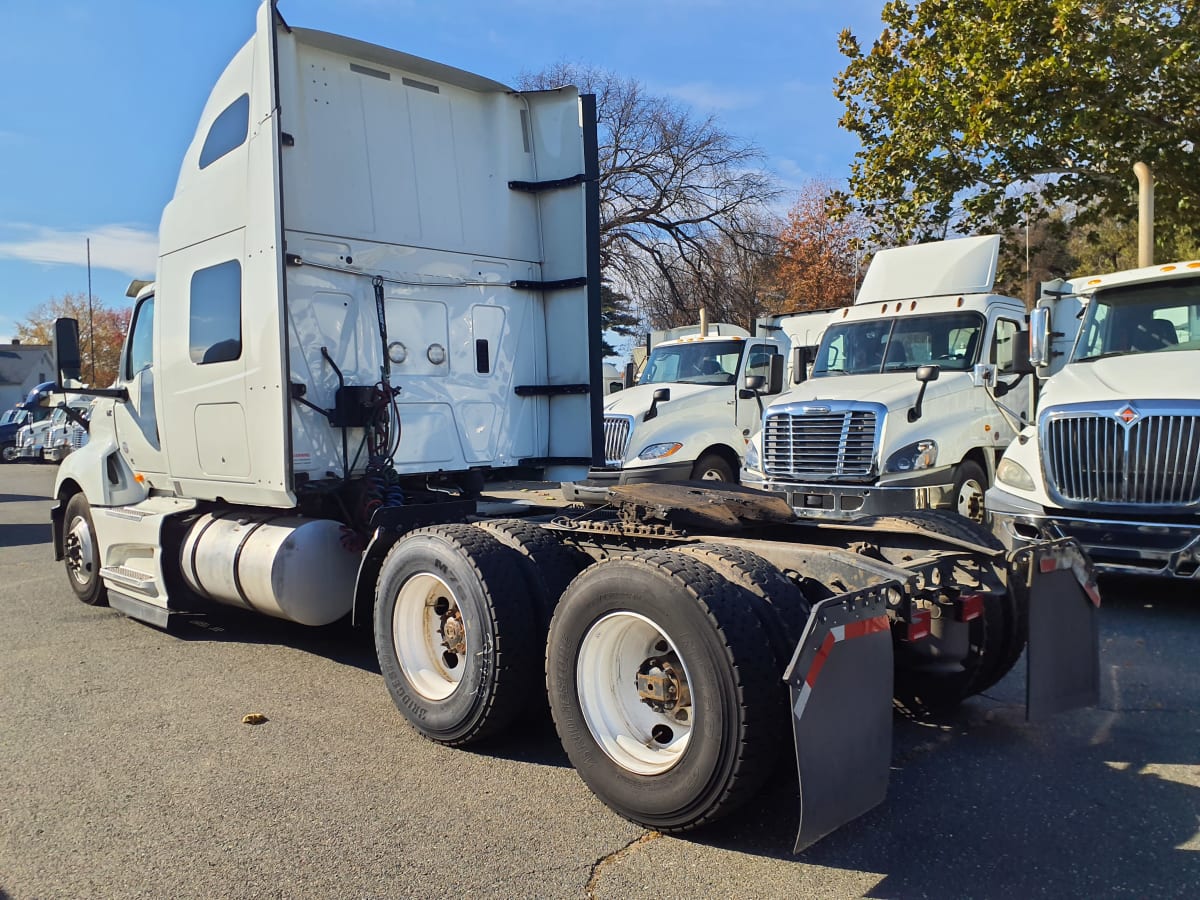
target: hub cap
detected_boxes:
[957,478,986,523]
[392,573,466,701]
[65,514,95,587]
[576,611,694,775]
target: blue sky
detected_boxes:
[0,0,885,340]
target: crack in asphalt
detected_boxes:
[585,831,660,898]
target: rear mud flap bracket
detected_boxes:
[784,585,896,853]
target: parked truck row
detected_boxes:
[988,256,1200,577]
[45,2,1101,852]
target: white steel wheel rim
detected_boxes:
[576,611,694,776]
[699,465,727,481]
[957,479,985,523]
[65,514,95,587]
[392,573,467,702]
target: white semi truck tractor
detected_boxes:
[987,257,1200,576]
[47,1,1102,852]
[563,309,835,503]
[741,235,1033,525]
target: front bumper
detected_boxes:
[562,460,694,504]
[742,474,954,521]
[17,445,43,460]
[987,486,1200,579]
[43,446,71,462]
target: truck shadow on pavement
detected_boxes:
[0,523,52,548]
[0,493,52,504]
[156,577,1200,883]
[695,588,1200,896]
[168,605,382,676]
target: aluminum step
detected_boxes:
[99,565,156,592]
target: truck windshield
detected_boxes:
[1073,276,1200,362]
[640,340,744,386]
[813,311,984,376]
[0,409,27,426]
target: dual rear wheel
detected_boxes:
[374,529,798,830]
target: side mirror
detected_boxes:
[740,374,766,398]
[915,364,940,384]
[908,364,940,422]
[1011,332,1035,375]
[767,353,784,394]
[53,318,82,387]
[623,362,637,389]
[1028,307,1051,368]
[791,346,814,384]
[645,387,671,421]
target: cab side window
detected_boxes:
[190,260,242,364]
[125,297,155,380]
[199,94,249,169]
[991,319,1020,375]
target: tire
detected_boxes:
[546,550,782,832]
[853,510,1022,715]
[473,519,589,628]
[373,524,540,746]
[951,460,988,524]
[1,442,16,463]
[64,493,107,606]
[674,542,811,677]
[690,452,735,482]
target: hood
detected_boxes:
[1042,352,1200,408]
[776,371,967,413]
[603,381,732,417]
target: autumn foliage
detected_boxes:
[768,181,864,314]
[17,292,131,388]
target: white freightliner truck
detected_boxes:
[48,2,1101,852]
[987,257,1200,576]
[564,310,835,502]
[741,235,1033,524]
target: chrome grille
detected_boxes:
[17,426,33,449]
[1044,411,1200,506]
[763,409,878,478]
[603,415,633,466]
[69,425,88,450]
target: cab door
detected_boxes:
[112,294,169,479]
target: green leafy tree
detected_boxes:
[834,1,1200,248]
[600,281,640,357]
[17,293,130,388]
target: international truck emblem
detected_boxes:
[1115,405,1139,425]
[800,405,832,415]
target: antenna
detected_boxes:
[86,237,95,385]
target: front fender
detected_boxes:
[622,422,749,472]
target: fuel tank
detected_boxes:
[180,512,358,626]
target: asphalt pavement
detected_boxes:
[1,463,1197,899]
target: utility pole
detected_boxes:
[86,238,95,385]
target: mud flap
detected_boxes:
[1014,540,1101,721]
[784,585,895,853]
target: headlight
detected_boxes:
[744,439,760,472]
[884,439,937,473]
[638,442,683,460]
[996,457,1036,491]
